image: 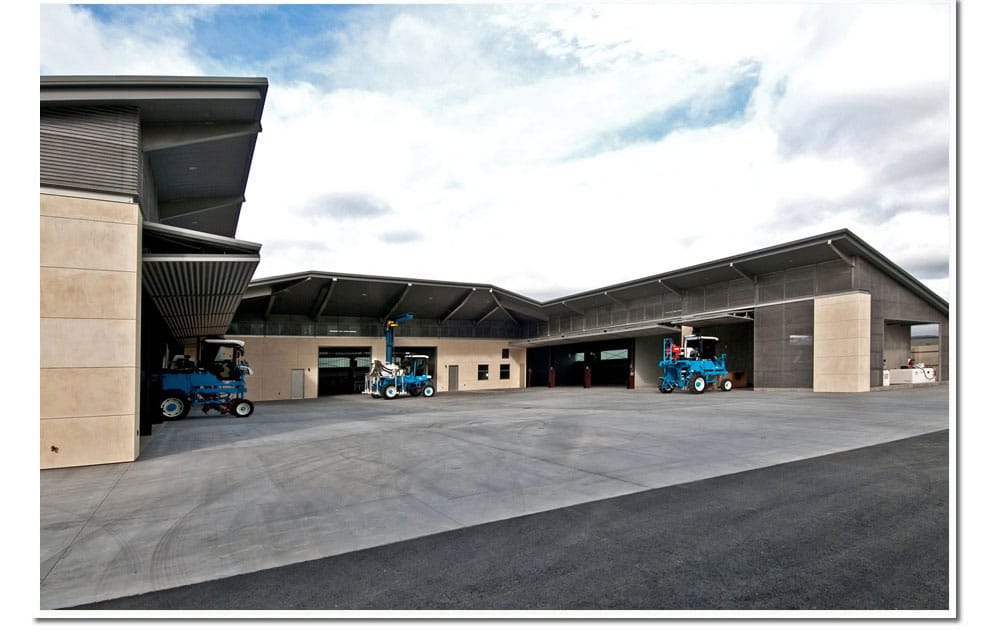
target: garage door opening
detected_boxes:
[527,339,635,388]
[318,347,372,396]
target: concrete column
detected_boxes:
[40,192,141,468]
[813,292,871,393]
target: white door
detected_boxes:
[291,369,305,399]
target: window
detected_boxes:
[500,364,510,380]
[600,349,628,361]
[502,348,510,359]
[478,364,489,380]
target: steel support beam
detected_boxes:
[658,279,681,295]
[729,262,757,283]
[159,196,245,222]
[490,289,518,322]
[475,305,500,326]
[440,288,476,323]
[382,283,413,321]
[310,278,337,320]
[827,240,856,267]
[604,291,627,308]
[143,122,263,152]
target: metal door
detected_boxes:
[448,365,459,392]
[291,369,305,399]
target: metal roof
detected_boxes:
[542,229,949,317]
[41,76,268,345]
[240,271,548,325]
[242,229,948,325]
[142,223,261,342]
[41,75,268,238]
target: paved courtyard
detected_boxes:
[41,385,950,610]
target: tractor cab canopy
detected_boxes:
[396,354,430,377]
[682,335,719,360]
[200,339,249,379]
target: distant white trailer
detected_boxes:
[888,366,937,384]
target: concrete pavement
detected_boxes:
[40,385,949,610]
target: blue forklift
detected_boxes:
[158,338,255,419]
[658,335,734,394]
[363,313,436,399]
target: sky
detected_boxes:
[38,1,954,303]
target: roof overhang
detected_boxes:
[41,75,268,238]
[239,271,548,325]
[540,229,948,317]
[511,321,680,348]
[670,310,755,328]
[142,222,261,343]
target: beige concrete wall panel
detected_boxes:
[814,373,868,393]
[40,193,138,225]
[813,318,868,341]
[40,367,136,419]
[40,216,139,272]
[40,268,138,320]
[239,336,525,400]
[41,415,137,469]
[40,319,137,368]
[814,337,870,359]
[815,355,869,375]
[813,293,871,393]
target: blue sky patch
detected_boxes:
[572,60,761,159]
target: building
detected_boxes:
[230,230,949,401]
[41,76,268,468]
[40,75,949,470]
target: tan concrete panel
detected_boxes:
[41,415,138,469]
[40,268,138,320]
[40,216,139,272]
[814,337,870,359]
[239,336,524,400]
[40,193,138,225]
[813,318,868,341]
[814,373,868,393]
[815,355,868,375]
[40,367,137,419]
[40,318,137,369]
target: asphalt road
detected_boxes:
[74,429,949,611]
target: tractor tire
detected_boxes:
[422,384,435,397]
[691,376,707,394]
[230,399,255,417]
[382,383,398,400]
[658,379,674,393]
[159,391,190,420]
[721,378,734,392]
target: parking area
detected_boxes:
[41,385,950,610]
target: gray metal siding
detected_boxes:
[753,301,814,388]
[855,258,950,384]
[40,105,140,196]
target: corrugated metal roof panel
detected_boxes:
[142,254,258,342]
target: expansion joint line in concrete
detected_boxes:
[427,428,652,492]
[40,462,133,585]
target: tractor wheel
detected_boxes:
[422,384,435,397]
[230,399,255,417]
[721,378,734,392]
[691,376,707,394]
[382,383,398,399]
[658,379,674,393]
[159,392,189,420]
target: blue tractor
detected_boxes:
[158,339,255,419]
[658,335,734,394]
[363,313,436,399]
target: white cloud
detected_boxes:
[40,2,953,302]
